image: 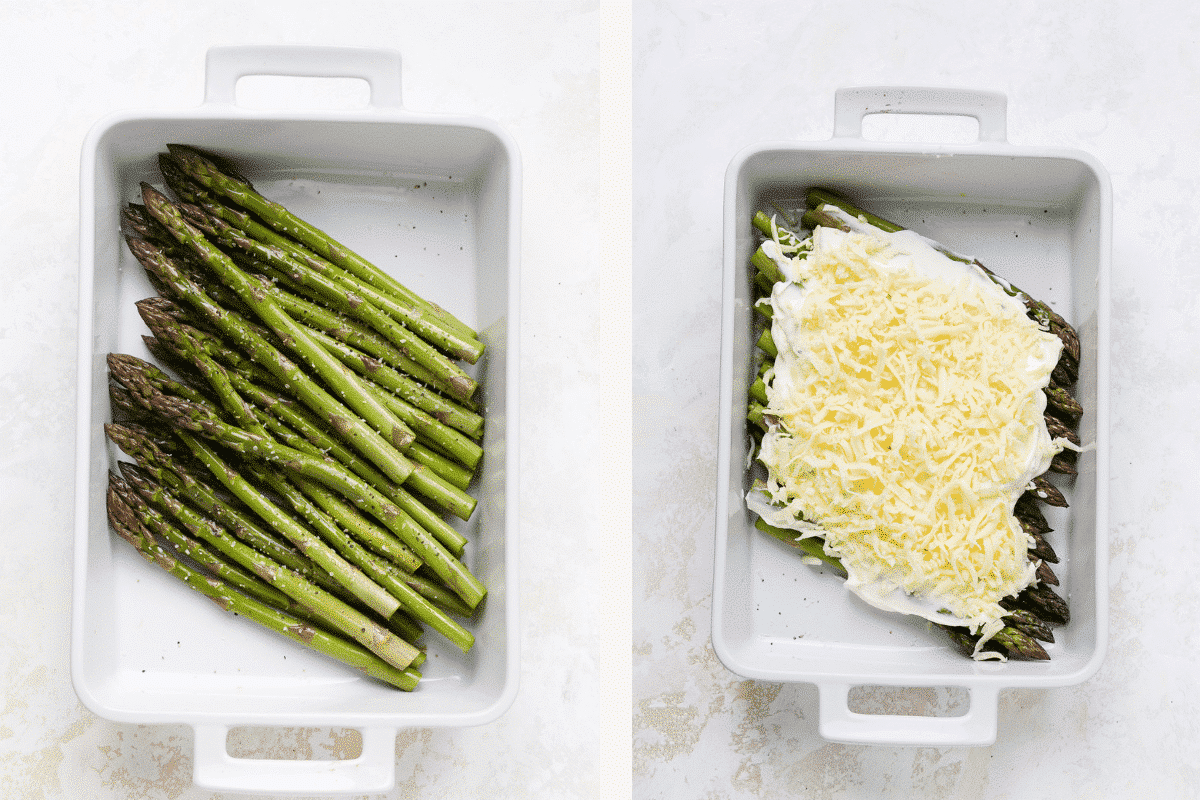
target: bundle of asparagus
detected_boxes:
[103,145,487,688]
[745,188,1080,661]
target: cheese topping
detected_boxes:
[754,212,1065,646]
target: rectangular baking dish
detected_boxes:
[713,87,1110,747]
[72,46,520,795]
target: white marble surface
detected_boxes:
[0,1,629,798]
[633,1,1200,797]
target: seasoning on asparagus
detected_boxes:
[103,146,490,690]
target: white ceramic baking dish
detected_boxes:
[73,46,520,794]
[713,87,1110,747]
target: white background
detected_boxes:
[633,0,1200,797]
[0,1,631,799]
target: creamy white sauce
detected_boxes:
[752,208,1066,646]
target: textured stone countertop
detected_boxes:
[634,1,1200,797]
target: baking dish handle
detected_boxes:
[192,724,398,795]
[204,44,404,109]
[833,86,1007,143]
[817,683,1000,746]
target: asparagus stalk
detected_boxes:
[116,458,433,648]
[1003,608,1056,644]
[173,190,485,366]
[107,477,421,690]
[1002,582,1070,625]
[287,473,425,571]
[1028,475,1068,508]
[220,366,470,556]
[165,144,478,342]
[1028,532,1059,565]
[939,622,1049,661]
[106,423,318,576]
[308,327,485,454]
[140,184,423,457]
[253,277,472,403]
[134,301,477,517]
[113,464,295,611]
[147,391,485,608]
[251,465,475,652]
[111,358,422,620]
[180,199,479,384]
[125,235,416,487]
[138,320,470,557]
[113,463,420,669]
[139,304,478,505]
[109,427,429,651]
[1035,559,1060,587]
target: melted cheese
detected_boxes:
[754,213,1065,650]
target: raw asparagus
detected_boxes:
[107,476,421,690]
[165,144,478,343]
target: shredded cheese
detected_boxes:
[755,215,1066,648]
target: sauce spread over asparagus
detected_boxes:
[750,202,1075,657]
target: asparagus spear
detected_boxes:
[990,626,1051,661]
[218,365,470,556]
[109,428,429,650]
[250,465,476,652]
[138,319,468,557]
[136,300,478,511]
[117,458,435,648]
[125,235,417,487]
[107,477,421,690]
[1028,476,1069,508]
[1003,608,1056,644]
[287,473,426,571]
[1045,385,1084,425]
[138,297,480,493]
[1035,560,1060,587]
[240,275,472,403]
[1027,532,1059,565]
[145,393,404,621]
[144,388,485,608]
[179,199,479,383]
[112,464,420,669]
[172,190,485,366]
[1002,583,1070,625]
[106,423,319,576]
[307,327,485,453]
[113,464,295,611]
[110,356,463,620]
[140,184,424,459]
[164,144,478,343]
[1014,493,1053,534]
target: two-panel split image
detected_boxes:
[1,1,1184,798]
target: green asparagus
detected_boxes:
[104,146,493,691]
[165,144,478,343]
[107,476,421,689]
